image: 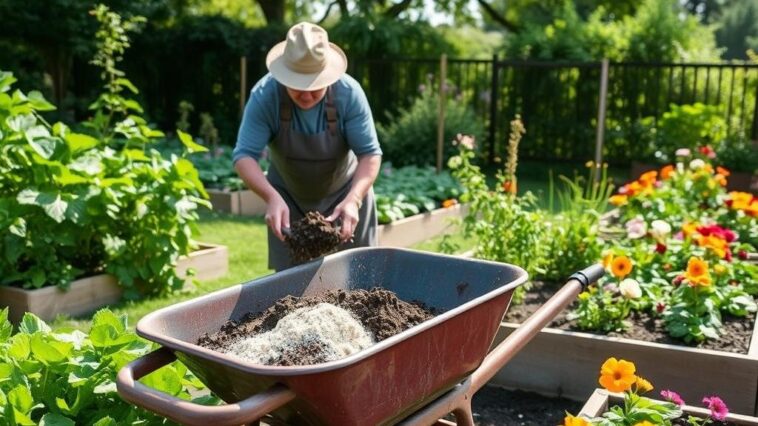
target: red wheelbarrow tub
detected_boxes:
[119,247,528,425]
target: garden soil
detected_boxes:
[503,281,754,353]
[285,211,341,264]
[197,288,434,365]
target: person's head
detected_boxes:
[266,22,347,109]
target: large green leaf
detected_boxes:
[69,154,102,175]
[9,217,26,238]
[65,133,99,155]
[0,308,12,341]
[8,385,33,413]
[41,193,68,223]
[177,130,208,154]
[8,334,31,359]
[0,71,17,93]
[28,136,59,160]
[18,313,51,334]
[31,334,72,364]
[6,113,35,132]
[39,413,75,426]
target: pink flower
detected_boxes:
[675,148,691,157]
[703,396,729,421]
[661,390,685,406]
[625,216,648,239]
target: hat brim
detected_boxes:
[266,42,348,91]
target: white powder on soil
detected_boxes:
[225,303,374,365]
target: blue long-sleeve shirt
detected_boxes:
[232,73,382,164]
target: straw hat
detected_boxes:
[266,22,348,91]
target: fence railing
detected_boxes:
[318,57,758,164]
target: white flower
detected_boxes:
[689,159,705,170]
[619,279,642,299]
[650,220,672,240]
[675,148,691,157]
[625,216,648,239]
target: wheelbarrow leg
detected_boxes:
[452,404,474,426]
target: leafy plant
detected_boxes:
[0,4,209,297]
[373,164,461,224]
[0,308,217,424]
[648,103,728,163]
[377,78,485,168]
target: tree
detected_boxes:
[716,0,758,59]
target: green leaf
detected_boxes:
[91,417,118,426]
[6,114,35,132]
[0,308,12,341]
[9,217,26,238]
[16,189,40,205]
[39,413,75,426]
[123,99,143,113]
[140,365,182,396]
[0,71,17,93]
[27,91,56,111]
[92,310,125,333]
[8,335,30,359]
[114,78,139,94]
[18,313,51,334]
[41,193,68,223]
[28,136,59,160]
[69,155,102,175]
[65,133,99,155]
[31,334,72,364]
[8,385,33,413]
[177,130,208,153]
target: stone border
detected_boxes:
[579,388,758,423]
[0,243,228,323]
[489,317,758,416]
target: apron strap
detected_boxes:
[279,84,292,123]
[325,86,338,137]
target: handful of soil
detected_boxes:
[197,288,435,366]
[285,211,341,264]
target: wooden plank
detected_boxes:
[489,322,758,416]
[378,204,468,248]
[207,189,267,216]
[577,389,609,417]
[0,243,228,323]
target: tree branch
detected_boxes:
[477,0,519,33]
[337,0,348,16]
[317,1,337,23]
[384,0,413,18]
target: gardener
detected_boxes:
[232,22,382,271]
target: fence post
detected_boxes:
[752,78,758,142]
[240,56,247,118]
[488,54,500,163]
[436,54,448,173]
[594,59,609,180]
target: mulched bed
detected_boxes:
[503,281,755,354]
[471,386,582,425]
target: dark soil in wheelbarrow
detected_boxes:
[197,288,434,366]
[503,281,755,353]
[285,211,341,264]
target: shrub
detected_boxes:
[649,103,728,163]
[377,81,485,168]
[0,5,208,298]
[0,308,216,424]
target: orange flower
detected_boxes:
[599,357,637,393]
[635,376,653,393]
[660,165,675,180]
[685,257,711,287]
[716,166,730,177]
[714,174,727,187]
[682,222,699,237]
[563,415,591,426]
[610,256,632,279]
[609,194,628,206]
[502,180,517,194]
[696,234,728,259]
[442,199,458,208]
[639,170,658,186]
[729,192,753,210]
[625,181,644,197]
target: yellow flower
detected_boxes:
[578,291,590,301]
[601,252,614,268]
[714,264,727,275]
[609,194,628,206]
[685,257,711,287]
[635,376,654,393]
[633,422,656,426]
[682,222,699,237]
[563,414,592,426]
[610,256,633,279]
[441,198,458,208]
[599,357,637,393]
[696,234,728,259]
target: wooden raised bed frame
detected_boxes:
[579,388,758,424]
[0,243,228,323]
[489,310,758,416]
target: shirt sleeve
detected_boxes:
[340,76,383,157]
[232,78,278,164]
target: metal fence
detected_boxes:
[335,57,758,164]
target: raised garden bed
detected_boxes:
[579,388,758,424]
[0,243,228,323]
[207,188,267,216]
[377,203,468,248]
[488,280,758,416]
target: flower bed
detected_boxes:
[0,243,228,323]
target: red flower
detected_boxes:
[655,243,667,254]
[672,275,684,287]
[738,250,748,260]
[656,302,666,313]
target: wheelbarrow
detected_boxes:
[117,247,604,425]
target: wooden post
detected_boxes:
[488,54,499,163]
[594,59,609,181]
[436,54,448,173]
[240,56,248,118]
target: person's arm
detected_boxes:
[235,157,289,241]
[326,154,381,242]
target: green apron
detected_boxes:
[266,84,377,271]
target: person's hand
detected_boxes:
[265,193,290,241]
[326,194,361,243]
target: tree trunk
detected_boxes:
[257,0,285,24]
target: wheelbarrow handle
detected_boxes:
[116,347,296,426]
[471,263,606,391]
